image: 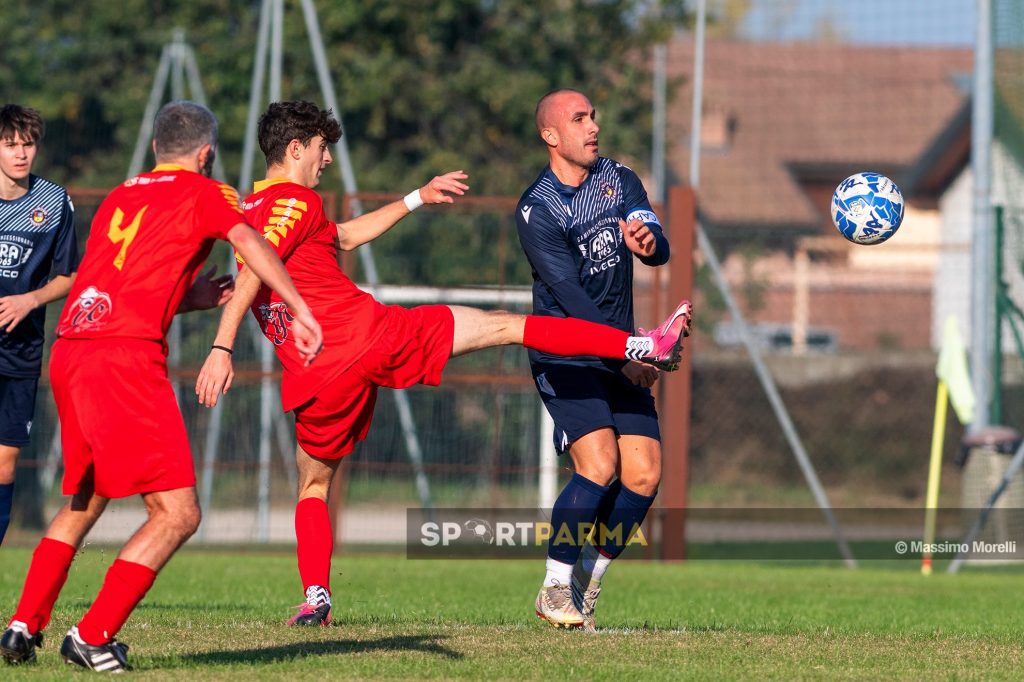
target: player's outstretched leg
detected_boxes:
[60,626,130,672]
[451,299,693,370]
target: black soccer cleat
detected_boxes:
[60,626,131,673]
[0,622,43,664]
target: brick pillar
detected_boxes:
[659,186,695,561]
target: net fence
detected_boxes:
[10,0,1005,554]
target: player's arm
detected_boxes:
[177,266,235,314]
[195,265,261,408]
[0,273,76,333]
[336,171,469,250]
[0,190,79,333]
[618,166,669,266]
[619,214,669,265]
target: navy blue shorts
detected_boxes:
[0,376,39,448]
[532,363,660,454]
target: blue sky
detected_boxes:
[738,0,975,46]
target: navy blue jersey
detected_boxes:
[0,175,78,377]
[516,157,668,369]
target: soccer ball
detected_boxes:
[830,172,904,245]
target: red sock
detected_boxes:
[10,537,76,634]
[523,316,629,359]
[295,497,333,592]
[76,560,157,645]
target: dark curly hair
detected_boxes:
[0,105,44,143]
[258,101,342,166]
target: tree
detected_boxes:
[3,0,688,283]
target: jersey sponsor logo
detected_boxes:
[588,254,620,275]
[626,209,661,227]
[585,227,619,261]
[123,175,176,188]
[57,286,113,335]
[0,239,34,273]
[577,224,624,275]
[258,302,293,346]
[29,207,48,225]
[520,205,533,223]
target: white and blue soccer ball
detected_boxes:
[830,172,904,245]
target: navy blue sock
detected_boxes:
[547,473,608,565]
[593,478,622,528]
[596,483,656,559]
[0,482,13,546]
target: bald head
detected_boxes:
[535,88,588,133]
[533,89,600,179]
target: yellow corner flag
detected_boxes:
[935,316,975,426]
[923,315,975,575]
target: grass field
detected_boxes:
[1,546,1023,680]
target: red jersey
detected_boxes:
[241,178,387,410]
[57,165,244,346]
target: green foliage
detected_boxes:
[0,0,263,185]
[1,0,682,195]
[3,0,688,291]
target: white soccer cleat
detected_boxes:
[534,581,584,629]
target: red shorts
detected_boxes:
[50,338,195,499]
[294,305,454,459]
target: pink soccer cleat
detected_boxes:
[286,585,332,627]
[635,299,693,371]
[287,602,332,627]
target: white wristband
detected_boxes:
[403,189,424,212]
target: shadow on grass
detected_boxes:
[179,633,463,665]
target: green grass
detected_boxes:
[1,546,1023,679]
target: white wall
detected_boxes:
[932,167,973,350]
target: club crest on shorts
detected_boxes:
[259,302,293,346]
[58,286,113,335]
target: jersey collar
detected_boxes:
[253,177,293,193]
[151,163,188,172]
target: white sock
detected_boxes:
[543,557,574,587]
[580,542,613,583]
[305,585,331,607]
[8,620,30,636]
